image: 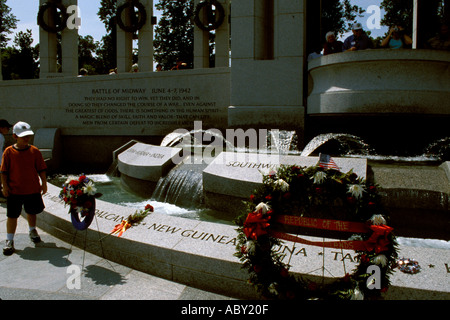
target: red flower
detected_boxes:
[253,265,262,273]
[240,246,247,254]
[283,192,292,200]
[360,254,370,263]
[265,194,272,201]
[347,196,356,204]
[84,201,93,209]
[69,180,80,186]
[78,175,86,182]
[250,194,255,202]
[76,189,83,196]
[145,204,154,212]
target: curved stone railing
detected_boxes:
[307,49,450,115]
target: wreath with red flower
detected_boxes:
[234,164,398,300]
[59,175,103,231]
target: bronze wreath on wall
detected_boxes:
[116,0,147,33]
[193,0,225,31]
[37,1,69,33]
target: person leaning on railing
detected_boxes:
[425,24,450,51]
[342,23,374,52]
[381,26,413,49]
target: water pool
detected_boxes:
[48,174,234,225]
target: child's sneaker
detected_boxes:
[29,229,41,243]
[3,240,14,255]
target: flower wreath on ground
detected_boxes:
[234,164,399,300]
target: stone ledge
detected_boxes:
[36,183,450,300]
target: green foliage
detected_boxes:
[322,0,365,36]
[154,0,194,70]
[1,30,38,80]
[0,0,18,49]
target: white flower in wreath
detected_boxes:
[245,240,256,255]
[351,287,364,300]
[372,254,388,267]
[65,175,78,185]
[312,171,327,184]
[369,214,386,226]
[348,184,365,199]
[268,283,279,295]
[83,181,97,196]
[273,179,289,192]
[255,202,271,214]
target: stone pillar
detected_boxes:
[228,0,305,136]
[117,0,153,73]
[61,0,78,77]
[39,0,58,78]
[214,0,230,67]
[39,0,78,78]
[116,0,134,73]
[194,0,210,69]
[138,0,154,72]
[194,0,230,68]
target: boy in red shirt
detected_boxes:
[1,122,47,255]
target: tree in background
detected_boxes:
[79,35,100,75]
[322,0,365,37]
[97,0,118,74]
[1,30,39,80]
[0,0,17,49]
[154,0,194,70]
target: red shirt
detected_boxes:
[1,145,47,195]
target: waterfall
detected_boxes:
[152,167,204,209]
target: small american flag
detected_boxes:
[318,153,340,171]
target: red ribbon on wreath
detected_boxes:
[243,211,271,240]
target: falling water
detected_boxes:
[151,167,204,209]
[300,133,373,157]
[268,130,299,154]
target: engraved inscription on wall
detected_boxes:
[64,87,223,130]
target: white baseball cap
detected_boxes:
[13,121,34,137]
[352,22,363,30]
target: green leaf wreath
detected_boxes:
[234,164,398,300]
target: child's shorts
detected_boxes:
[7,193,45,218]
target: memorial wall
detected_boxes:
[0,68,230,168]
